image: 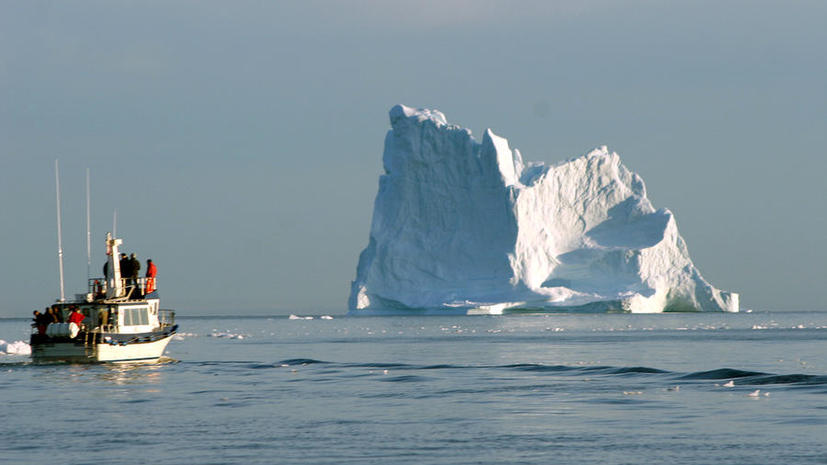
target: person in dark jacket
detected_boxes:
[33,310,48,335]
[119,253,132,292]
[54,305,64,322]
[119,253,130,276]
[129,253,140,286]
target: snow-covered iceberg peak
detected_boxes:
[349,105,738,314]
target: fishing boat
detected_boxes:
[30,232,178,363]
[30,163,177,363]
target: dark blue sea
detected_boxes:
[2,312,826,465]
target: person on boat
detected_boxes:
[33,310,48,335]
[68,307,86,327]
[118,253,134,295]
[52,305,64,322]
[145,259,157,294]
[94,279,105,299]
[120,253,131,284]
[129,253,141,293]
[97,307,109,327]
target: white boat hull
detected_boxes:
[32,334,173,364]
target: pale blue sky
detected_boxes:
[2,1,825,316]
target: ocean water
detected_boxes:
[1,312,826,465]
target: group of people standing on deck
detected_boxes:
[32,306,63,334]
[102,253,158,297]
[32,305,86,334]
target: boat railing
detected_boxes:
[159,309,175,328]
[92,323,116,334]
[87,277,159,300]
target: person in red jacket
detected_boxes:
[68,307,86,326]
[145,259,157,294]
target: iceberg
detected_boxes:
[349,105,738,315]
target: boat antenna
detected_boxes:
[86,168,92,281]
[113,208,117,238]
[55,160,66,302]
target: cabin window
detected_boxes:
[124,308,149,326]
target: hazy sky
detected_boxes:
[2,1,825,316]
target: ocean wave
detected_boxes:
[747,373,827,385]
[677,368,766,380]
[267,360,827,389]
[278,358,328,366]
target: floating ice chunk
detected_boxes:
[320,315,334,320]
[747,390,761,397]
[0,340,31,355]
[288,314,314,320]
[722,380,735,388]
[208,332,246,339]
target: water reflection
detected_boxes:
[96,358,177,385]
[24,357,177,386]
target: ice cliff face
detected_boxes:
[349,105,738,314]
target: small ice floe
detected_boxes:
[623,391,643,395]
[667,386,680,392]
[747,390,761,397]
[208,332,246,340]
[288,314,314,320]
[383,369,389,375]
[320,315,334,320]
[0,340,31,355]
[722,380,735,388]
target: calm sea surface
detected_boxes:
[1,312,826,465]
